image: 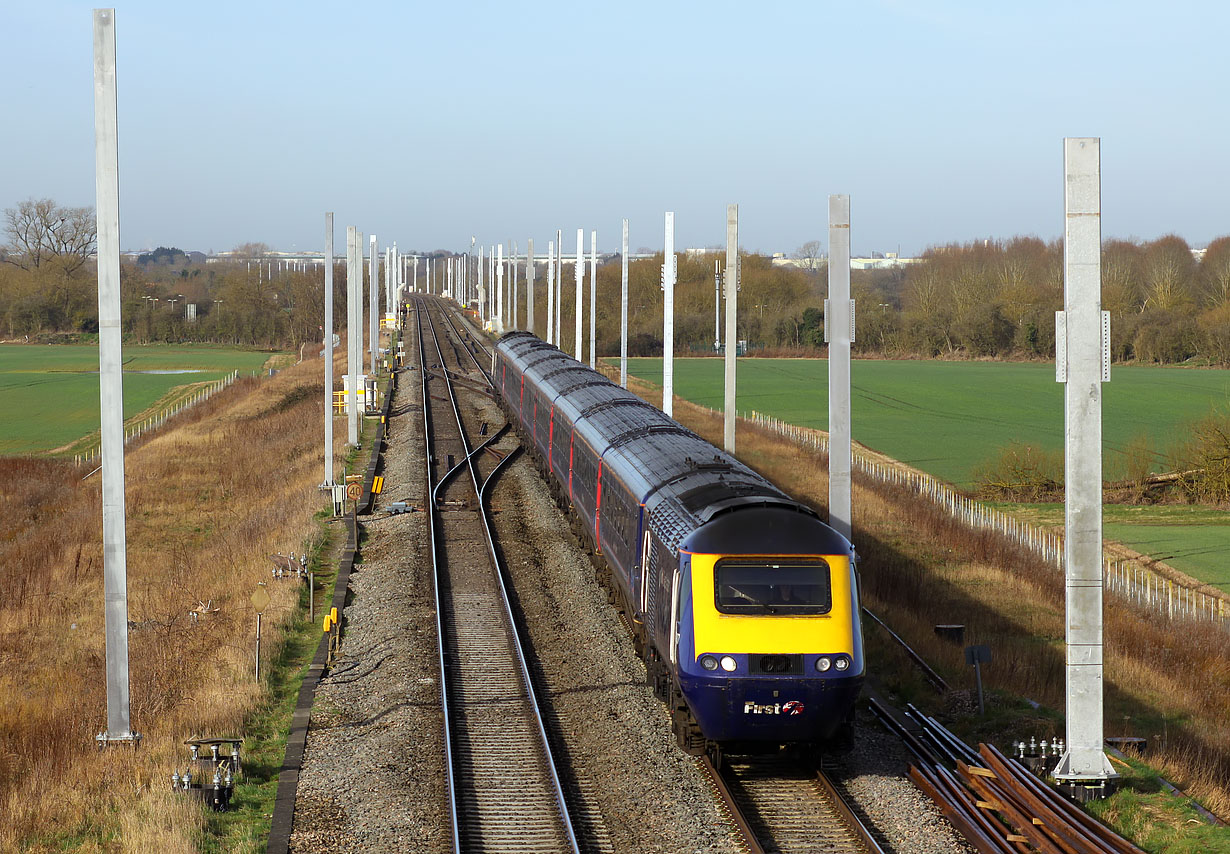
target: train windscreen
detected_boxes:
[714,559,832,615]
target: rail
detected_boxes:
[419,297,579,853]
[699,754,886,854]
[869,696,1146,854]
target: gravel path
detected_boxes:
[289,304,974,854]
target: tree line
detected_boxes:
[4,197,1228,366]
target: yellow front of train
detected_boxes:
[674,506,864,745]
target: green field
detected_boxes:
[624,357,1230,487]
[0,343,277,455]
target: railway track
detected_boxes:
[416,297,580,854]
[701,754,886,854]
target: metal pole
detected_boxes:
[527,238,535,335]
[724,204,738,453]
[575,229,584,361]
[1053,137,1116,788]
[662,212,675,417]
[324,212,334,486]
[589,230,597,369]
[93,7,136,745]
[413,255,418,294]
[827,195,852,541]
[369,235,378,377]
[255,612,262,683]
[620,219,629,388]
[347,227,360,446]
[546,241,555,345]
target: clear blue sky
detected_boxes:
[2,1,1226,257]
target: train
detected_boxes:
[492,331,865,758]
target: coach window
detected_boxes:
[714,559,832,615]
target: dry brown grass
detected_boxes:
[631,378,1230,820]
[0,347,350,850]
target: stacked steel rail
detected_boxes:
[416,297,579,853]
[699,755,887,854]
[869,699,1146,854]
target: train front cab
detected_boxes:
[673,506,864,748]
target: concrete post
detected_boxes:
[477,246,486,321]
[412,256,418,294]
[324,212,334,487]
[346,227,360,446]
[497,244,505,332]
[621,219,629,388]
[589,230,597,369]
[827,195,852,541]
[527,238,535,336]
[93,7,136,744]
[546,241,555,345]
[512,241,519,331]
[724,204,738,453]
[575,229,584,361]
[369,235,377,377]
[663,212,676,417]
[556,229,563,345]
[1053,137,1117,787]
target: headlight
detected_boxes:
[720,656,737,672]
[699,654,718,671]
[815,656,832,672]
[834,657,850,671]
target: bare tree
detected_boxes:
[795,239,823,272]
[2,198,96,274]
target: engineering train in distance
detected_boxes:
[493,332,865,757]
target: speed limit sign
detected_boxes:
[345,482,362,502]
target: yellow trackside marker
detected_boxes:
[323,615,332,633]
[373,476,384,494]
[330,607,338,623]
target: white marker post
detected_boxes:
[575,229,584,361]
[662,212,676,417]
[1053,137,1117,793]
[827,196,853,541]
[724,204,738,453]
[323,212,334,487]
[546,241,555,345]
[620,219,629,388]
[93,7,137,747]
[526,238,535,335]
[589,230,597,369]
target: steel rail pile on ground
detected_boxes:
[417,297,580,854]
[869,697,1145,854]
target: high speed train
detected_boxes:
[493,332,864,756]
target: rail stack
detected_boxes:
[870,698,1146,854]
